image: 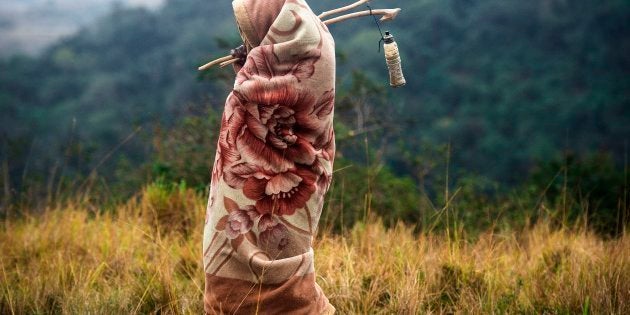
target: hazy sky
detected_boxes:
[0,0,165,56]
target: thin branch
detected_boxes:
[323,8,401,26]
[318,0,370,20]
[220,58,239,68]
[198,55,235,71]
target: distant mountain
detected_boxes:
[1,0,628,193]
[0,0,164,56]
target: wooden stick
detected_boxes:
[318,0,369,20]
[323,8,401,25]
[198,5,402,71]
[219,58,240,68]
[198,55,235,71]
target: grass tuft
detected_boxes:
[0,188,628,314]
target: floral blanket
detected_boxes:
[202,0,336,313]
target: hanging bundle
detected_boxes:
[383,31,406,87]
[366,3,406,88]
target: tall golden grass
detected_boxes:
[1,183,628,314]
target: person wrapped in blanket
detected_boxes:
[202,0,336,313]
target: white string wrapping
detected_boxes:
[384,39,406,87]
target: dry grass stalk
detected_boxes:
[0,191,628,314]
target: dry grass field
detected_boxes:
[1,184,628,314]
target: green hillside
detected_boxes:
[1,0,628,223]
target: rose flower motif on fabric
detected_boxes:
[231,84,331,172]
[225,206,258,239]
[223,85,333,170]
[215,86,335,217]
[243,164,317,216]
[258,213,289,251]
[215,196,259,249]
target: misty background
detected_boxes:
[0,0,164,56]
[1,0,628,235]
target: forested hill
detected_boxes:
[1,0,629,193]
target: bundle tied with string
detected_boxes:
[367,5,406,88]
[383,31,406,87]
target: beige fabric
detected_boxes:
[203,0,336,313]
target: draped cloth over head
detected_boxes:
[202,0,336,313]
